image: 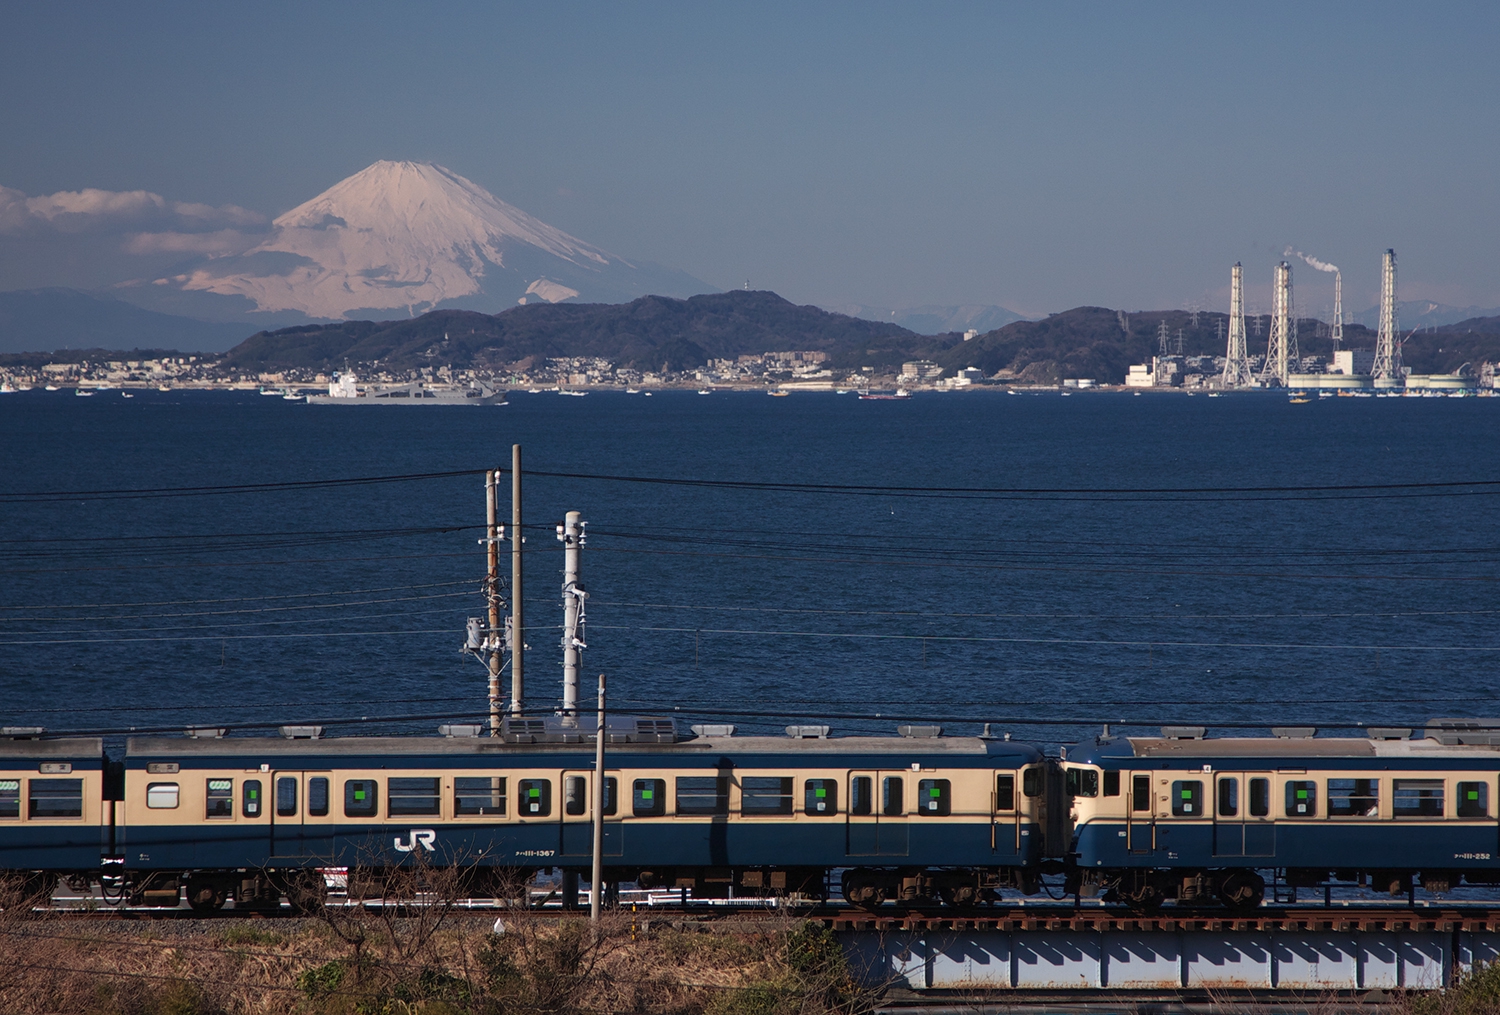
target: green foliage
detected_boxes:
[705,982,793,1015]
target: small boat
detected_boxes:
[75,388,95,397]
[157,385,171,392]
[258,388,281,396]
[1289,396,1311,404]
[1060,391,1072,397]
[282,393,304,401]
[626,388,641,394]
[121,391,134,398]
[768,389,789,397]
[835,389,851,395]
[44,385,60,391]
[0,383,14,394]
[559,390,587,397]
[1207,392,1221,398]
[642,391,652,396]
[697,388,713,395]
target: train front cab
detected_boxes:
[1064,731,1500,907]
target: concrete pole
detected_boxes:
[486,469,502,736]
[560,511,583,722]
[510,445,524,715]
[590,671,606,924]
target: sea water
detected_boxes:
[1,388,1497,747]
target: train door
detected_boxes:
[269,772,332,860]
[846,771,909,857]
[992,771,1018,857]
[558,770,623,859]
[1126,771,1155,853]
[1213,773,1274,856]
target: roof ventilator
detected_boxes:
[1367,727,1412,741]
[1162,726,1207,740]
[898,724,942,738]
[1272,726,1317,739]
[690,724,737,737]
[500,715,677,745]
[279,725,324,740]
[1425,719,1500,746]
[0,727,45,738]
[786,725,830,739]
[184,727,227,739]
[439,724,484,738]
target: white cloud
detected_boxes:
[123,229,260,255]
[0,182,266,236]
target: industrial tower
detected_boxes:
[1331,269,1344,353]
[1221,262,1252,387]
[1371,249,1402,385]
[1259,261,1298,386]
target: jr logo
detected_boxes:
[393,829,437,853]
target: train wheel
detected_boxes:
[283,872,328,915]
[1216,871,1265,910]
[186,880,226,912]
[841,871,881,908]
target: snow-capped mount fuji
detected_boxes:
[126,161,712,322]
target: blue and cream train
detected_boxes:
[0,718,1045,910]
[1060,722,1500,908]
[5,717,1500,910]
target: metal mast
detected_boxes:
[509,445,524,714]
[1221,263,1252,387]
[1260,261,1296,386]
[1372,249,1401,384]
[559,510,587,724]
[1331,270,1343,353]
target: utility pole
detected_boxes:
[559,511,586,724]
[485,469,503,735]
[590,671,606,924]
[510,445,524,715]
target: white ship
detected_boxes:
[305,371,507,406]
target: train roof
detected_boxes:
[1067,731,1500,766]
[0,737,103,761]
[123,733,1042,765]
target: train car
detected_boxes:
[1061,722,1500,908]
[116,719,1045,909]
[0,735,110,899]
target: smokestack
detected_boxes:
[1221,263,1251,388]
[1372,249,1401,385]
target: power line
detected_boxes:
[0,468,482,503]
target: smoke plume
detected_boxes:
[1285,246,1338,273]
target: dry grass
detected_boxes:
[0,872,871,1015]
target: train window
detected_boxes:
[1131,774,1151,813]
[308,777,329,817]
[917,779,951,816]
[519,779,552,817]
[1103,771,1120,797]
[1171,780,1203,817]
[243,779,262,818]
[1393,779,1444,818]
[1285,780,1317,817]
[0,780,18,818]
[1023,768,1043,797]
[633,778,666,816]
[206,779,233,819]
[805,779,838,815]
[742,777,794,815]
[455,777,506,816]
[146,782,179,809]
[996,774,1015,811]
[388,778,440,816]
[1458,782,1489,818]
[344,779,378,818]
[276,777,297,817]
[564,776,587,817]
[30,779,83,820]
[1068,769,1098,798]
[1249,778,1270,816]
[882,776,905,816]
[675,777,728,816]
[1217,778,1238,817]
[851,777,873,816]
[1328,778,1379,817]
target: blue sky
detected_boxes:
[2,1,1497,316]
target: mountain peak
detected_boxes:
[157,161,710,320]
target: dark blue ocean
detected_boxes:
[2,388,1498,750]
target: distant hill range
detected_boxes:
[9,288,1500,383]
[0,288,251,354]
[825,303,1030,335]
